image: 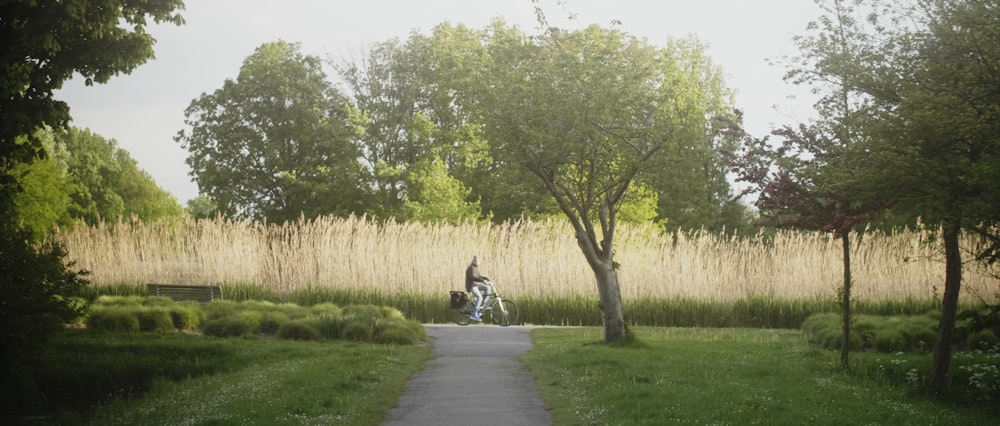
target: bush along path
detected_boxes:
[84,295,428,344]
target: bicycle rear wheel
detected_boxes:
[488,299,519,326]
[454,303,473,325]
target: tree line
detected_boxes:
[12,126,184,237]
[177,32,750,232]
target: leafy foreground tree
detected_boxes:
[735,122,883,370]
[790,0,1000,392]
[177,40,366,222]
[0,215,88,416]
[469,23,736,342]
[0,0,185,208]
[0,0,185,417]
[734,0,889,370]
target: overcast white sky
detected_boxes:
[55,0,823,205]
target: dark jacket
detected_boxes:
[465,258,489,291]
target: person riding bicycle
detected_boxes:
[465,255,490,322]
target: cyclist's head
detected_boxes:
[471,255,479,266]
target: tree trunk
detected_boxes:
[840,231,852,370]
[594,262,626,342]
[931,222,963,393]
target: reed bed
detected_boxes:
[52,215,998,306]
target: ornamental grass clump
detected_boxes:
[168,303,204,330]
[83,294,426,344]
[277,319,321,340]
[313,314,343,339]
[135,307,174,332]
[86,307,140,332]
[202,315,254,337]
[341,320,374,342]
[310,302,342,317]
[803,313,941,353]
[258,310,290,334]
[200,300,240,320]
[374,317,427,345]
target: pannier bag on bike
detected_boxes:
[449,291,468,309]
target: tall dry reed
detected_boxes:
[52,216,998,304]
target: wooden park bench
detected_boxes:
[146,283,223,303]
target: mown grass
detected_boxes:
[35,330,431,425]
[29,324,998,425]
[522,327,998,425]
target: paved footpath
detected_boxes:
[381,324,552,426]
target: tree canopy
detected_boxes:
[777,0,1000,392]
[465,22,738,341]
[0,0,185,208]
[177,41,366,222]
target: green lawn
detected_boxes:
[40,330,431,425]
[35,326,996,425]
[521,327,997,425]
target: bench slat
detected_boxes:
[147,284,223,303]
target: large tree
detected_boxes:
[471,23,736,342]
[337,25,522,221]
[338,37,436,219]
[790,0,1000,392]
[177,41,365,222]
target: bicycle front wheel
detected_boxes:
[488,299,519,326]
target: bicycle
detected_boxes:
[450,280,520,326]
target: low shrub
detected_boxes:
[343,304,381,319]
[202,315,254,337]
[314,314,343,339]
[341,319,374,342]
[374,318,426,345]
[310,302,342,317]
[169,304,204,330]
[898,316,938,351]
[968,330,999,352]
[277,319,320,340]
[379,306,406,320]
[804,313,946,353]
[239,310,263,333]
[201,300,240,320]
[802,313,842,349]
[135,308,175,332]
[258,311,290,334]
[87,307,140,332]
[873,327,906,353]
